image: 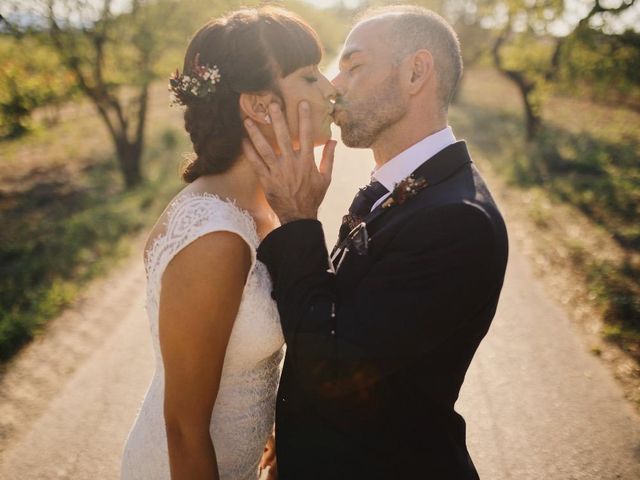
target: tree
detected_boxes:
[0,20,74,138]
[558,27,640,108]
[46,0,158,187]
[2,0,180,187]
[483,0,637,139]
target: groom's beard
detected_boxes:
[338,70,407,149]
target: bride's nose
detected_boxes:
[320,75,337,100]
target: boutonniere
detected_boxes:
[333,174,430,267]
[381,175,429,209]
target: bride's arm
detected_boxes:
[159,231,252,480]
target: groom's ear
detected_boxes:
[239,92,277,125]
[406,49,434,95]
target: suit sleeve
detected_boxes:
[257,203,500,400]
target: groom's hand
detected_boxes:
[243,101,337,224]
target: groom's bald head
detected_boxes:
[354,5,463,111]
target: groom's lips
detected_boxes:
[332,108,346,125]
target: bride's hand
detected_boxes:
[259,434,278,479]
[243,101,337,225]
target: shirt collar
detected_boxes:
[372,126,456,192]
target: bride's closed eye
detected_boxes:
[303,75,318,84]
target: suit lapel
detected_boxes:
[371,141,471,217]
[331,141,472,270]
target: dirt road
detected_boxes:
[1,138,639,479]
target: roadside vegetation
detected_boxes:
[0,83,186,360]
[451,67,640,392]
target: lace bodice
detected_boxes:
[122,193,284,480]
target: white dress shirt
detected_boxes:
[370,126,457,211]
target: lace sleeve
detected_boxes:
[144,193,260,297]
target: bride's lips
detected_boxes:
[325,105,336,124]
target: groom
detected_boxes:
[244,5,508,479]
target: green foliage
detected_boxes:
[457,96,640,253]
[0,34,75,138]
[587,258,640,346]
[0,127,185,361]
[558,29,640,109]
[499,33,558,120]
[535,132,638,233]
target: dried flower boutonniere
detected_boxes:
[381,175,429,209]
[333,174,430,266]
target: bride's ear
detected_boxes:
[239,92,276,125]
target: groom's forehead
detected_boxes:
[343,18,393,55]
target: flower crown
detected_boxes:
[169,53,221,107]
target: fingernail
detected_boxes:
[300,101,310,111]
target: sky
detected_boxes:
[4,0,639,34]
[303,0,363,7]
[303,0,638,34]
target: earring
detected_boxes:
[264,114,272,125]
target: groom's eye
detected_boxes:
[349,64,361,74]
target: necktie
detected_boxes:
[337,180,389,244]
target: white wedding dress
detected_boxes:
[121,193,284,480]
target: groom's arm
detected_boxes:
[243,101,503,399]
[258,202,501,400]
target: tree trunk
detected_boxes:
[510,75,540,140]
[115,136,143,188]
[492,30,542,140]
[523,94,541,140]
[45,9,149,189]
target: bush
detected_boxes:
[0,34,74,139]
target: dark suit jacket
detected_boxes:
[257,142,509,479]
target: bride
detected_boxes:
[120,7,336,480]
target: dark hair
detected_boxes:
[180,7,322,182]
